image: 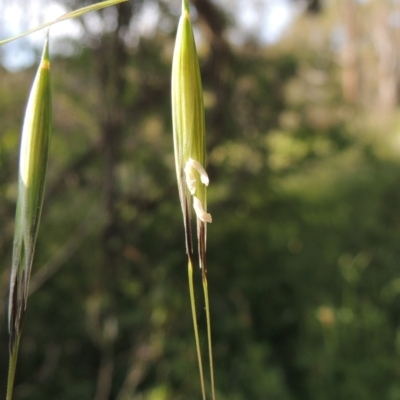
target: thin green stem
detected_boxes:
[188,256,206,400]
[202,272,216,400]
[6,334,21,400]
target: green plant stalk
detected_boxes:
[6,335,20,400]
[0,0,128,46]
[188,256,206,400]
[202,271,215,400]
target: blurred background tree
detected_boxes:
[2,0,400,399]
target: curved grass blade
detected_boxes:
[0,0,128,47]
[7,34,52,400]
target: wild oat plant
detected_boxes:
[1,0,216,399]
[172,1,215,399]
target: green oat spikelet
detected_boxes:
[171,1,215,399]
[172,0,211,261]
[7,35,52,400]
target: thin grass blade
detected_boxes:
[0,0,128,46]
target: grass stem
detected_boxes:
[6,334,21,400]
[202,272,216,400]
[188,256,206,400]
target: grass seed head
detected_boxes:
[171,0,211,260]
[8,35,52,351]
[171,5,216,398]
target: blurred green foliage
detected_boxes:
[2,1,400,399]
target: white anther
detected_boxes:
[184,158,209,195]
[184,160,197,195]
[189,158,209,186]
[193,196,212,223]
